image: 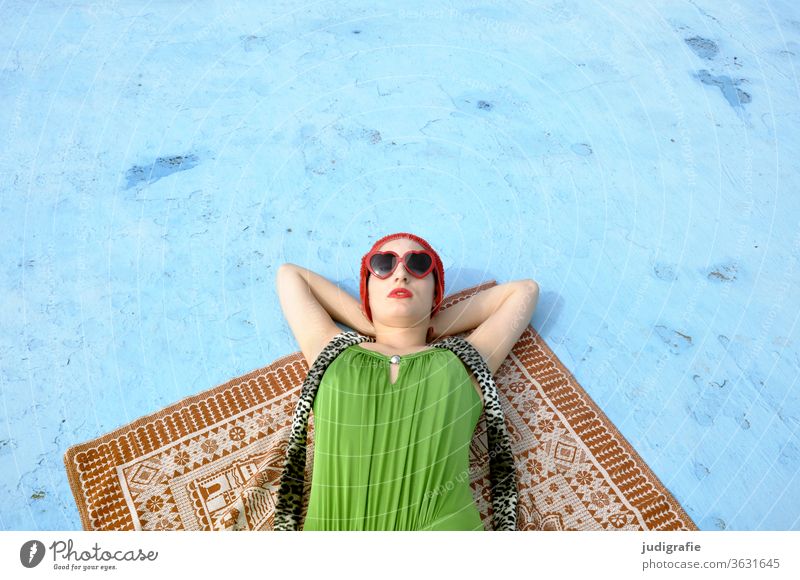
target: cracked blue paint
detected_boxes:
[685,36,720,60]
[125,154,200,189]
[695,70,752,108]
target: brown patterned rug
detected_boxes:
[64,281,697,531]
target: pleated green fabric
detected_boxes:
[303,343,484,531]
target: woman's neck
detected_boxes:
[370,325,429,351]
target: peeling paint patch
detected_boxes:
[685,36,719,59]
[706,262,739,282]
[570,143,592,156]
[240,34,269,52]
[694,70,751,108]
[0,438,16,456]
[655,325,693,354]
[693,461,710,480]
[653,262,677,281]
[362,129,381,144]
[687,386,720,425]
[778,441,799,466]
[125,154,200,189]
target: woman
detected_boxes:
[275,232,539,530]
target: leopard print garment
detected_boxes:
[272,330,518,531]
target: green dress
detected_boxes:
[303,343,484,531]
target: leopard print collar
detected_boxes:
[273,330,518,531]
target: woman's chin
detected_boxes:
[380,304,425,320]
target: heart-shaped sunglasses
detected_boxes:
[366,249,435,279]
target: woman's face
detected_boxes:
[367,238,436,326]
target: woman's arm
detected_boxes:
[429,281,526,339]
[432,279,539,374]
[283,263,376,337]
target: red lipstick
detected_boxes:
[388,288,413,298]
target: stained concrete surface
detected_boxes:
[1,0,798,530]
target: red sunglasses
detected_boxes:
[365,249,436,279]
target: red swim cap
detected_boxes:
[359,232,445,324]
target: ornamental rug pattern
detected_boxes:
[64,282,697,531]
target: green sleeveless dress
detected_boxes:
[303,343,484,531]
